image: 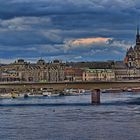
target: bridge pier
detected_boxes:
[91,89,100,104]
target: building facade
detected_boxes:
[125,27,140,68]
[64,67,83,82]
[0,59,65,82]
[83,68,115,81]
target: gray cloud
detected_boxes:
[0,0,139,62]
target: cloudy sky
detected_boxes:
[0,0,139,63]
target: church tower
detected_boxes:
[134,25,140,68]
[124,26,140,68]
[136,25,140,45]
[124,46,135,68]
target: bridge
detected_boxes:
[0,81,140,104]
[0,81,140,90]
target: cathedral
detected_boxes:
[124,27,140,68]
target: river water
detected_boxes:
[0,92,140,140]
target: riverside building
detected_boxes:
[123,26,140,80]
[0,59,65,82]
[125,26,140,68]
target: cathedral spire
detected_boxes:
[136,25,140,45]
[137,25,139,36]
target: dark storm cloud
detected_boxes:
[0,0,140,62]
[0,0,138,19]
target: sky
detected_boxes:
[0,0,140,63]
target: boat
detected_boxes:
[0,93,11,98]
[11,92,18,98]
[42,91,52,96]
[24,93,29,98]
[127,88,132,92]
[101,88,122,93]
[41,88,54,96]
[43,92,51,96]
[20,92,43,98]
[59,92,65,96]
[132,88,140,92]
[101,89,107,93]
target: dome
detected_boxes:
[37,59,46,65]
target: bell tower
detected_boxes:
[136,25,140,45]
[134,25,140,68]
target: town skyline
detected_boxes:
[0,2,140,140]
[0,0,139,63]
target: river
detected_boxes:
[0,92,140,140]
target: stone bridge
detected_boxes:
[0,81,140,90]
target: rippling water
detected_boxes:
[0,92,140,140]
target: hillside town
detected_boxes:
[1,28,140,83]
